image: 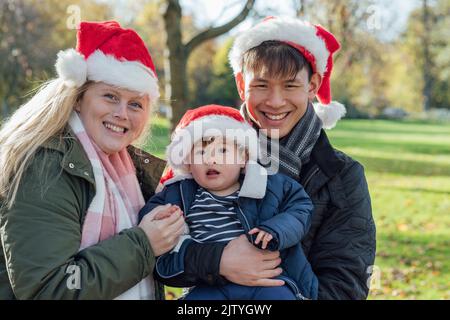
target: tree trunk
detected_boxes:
[1,98,9,120]
[162,0,255,130]
[163,0,187,130]
[422,0,433,111]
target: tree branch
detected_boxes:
[185,0,255,54]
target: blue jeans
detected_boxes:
[184,283,296,300]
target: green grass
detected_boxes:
[327,120,450,300]
[145,117,450,300]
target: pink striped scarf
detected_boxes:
[69,112,154,299]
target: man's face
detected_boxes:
[236,68,321,138]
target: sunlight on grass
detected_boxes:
[328,119,450,300]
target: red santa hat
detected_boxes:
[55,21,159,100]
[229,16,346,129]
[162,105,267,199]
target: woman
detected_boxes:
[0,21,184,299]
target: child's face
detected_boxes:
[187,137,246,195]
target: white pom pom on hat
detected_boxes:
[55,49,87,88]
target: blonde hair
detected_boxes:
[0,79,90,208]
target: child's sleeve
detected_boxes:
[258,178,314,251]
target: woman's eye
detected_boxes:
[129,102,143,109]
[104,94,118,101]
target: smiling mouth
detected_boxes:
[103,122,128,134]
[262,112,290,121]
[206,169,220,176]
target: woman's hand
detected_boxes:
[219,234,284,287]
[138,204,185,256]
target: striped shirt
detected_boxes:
[186,187,245,243]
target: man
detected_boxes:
[158,17,376,300]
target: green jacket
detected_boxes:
[0,131,166,299]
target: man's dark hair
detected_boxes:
[242,40,313,81]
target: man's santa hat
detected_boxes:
[229,16,346,129]
[162,105,267,199]
[55,21,159,100]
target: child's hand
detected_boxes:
[152,204,183,220]
[248,228,273,250]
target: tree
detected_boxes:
[421,0,433,111]
[402,0,450,110]
[161,0,255,129]
[0,0,111,119]
[0,0,46,119]
[187,40,216,108]
[206,38,241,107]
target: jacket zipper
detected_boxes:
[180,184,186,213]
[235,201,254,243]
[281,276,310,300]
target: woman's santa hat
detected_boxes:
[162,105,267,199]
[55,21,159,100]
[229,16,346,129]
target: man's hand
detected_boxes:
[219,234,284,287]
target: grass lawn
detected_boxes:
[145,116,450,300]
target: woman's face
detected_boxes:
[75,82,150,154]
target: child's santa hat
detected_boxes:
[162,105,267,199]
[229,16,345,129]
[55,21,159,100]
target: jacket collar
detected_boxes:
[307,129,345,178]
[298,130,345,196]
[43,129,166,201]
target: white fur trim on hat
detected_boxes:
[229,17,328,76]
[166,115,259,174]
[313,101,346,129]
[55,49,159,100]
[55,49,87,88]
[87,50,159,100]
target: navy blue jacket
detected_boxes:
[139,173,318,299]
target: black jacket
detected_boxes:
[159,130,376,300]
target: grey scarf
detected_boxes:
[241,102,322,180]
